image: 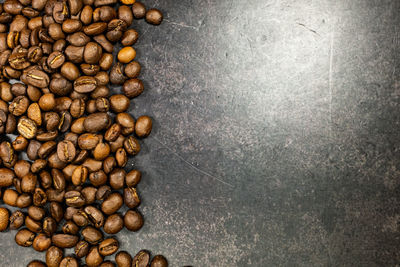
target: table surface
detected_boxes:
[1,0,400,266]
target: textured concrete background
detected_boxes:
[1,0,400,266]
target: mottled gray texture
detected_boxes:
[1,0,400,266]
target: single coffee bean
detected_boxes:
[99,237,119,256]
[84,41,102,64]
[39,170,52,189]
[53,39,67,52]
[69,0,83,15]
[5,113,17,134]
[39,93,56,111]
[118,46,136,63]
[95,97,110,112]
[50,76,73,96]
[118,5,133,26]
[93,142,110,160]
[75,240,90,258]
[27,140,41,160]
[0,207,9,231]
[72,165,88,186]
[62,220,80,235]
[86,246,104,267]
[132,250,150,267]
[81,5,93,25]
[103,213,123,234]
[110,135,125,153]
[21,172,37,193]
[84,22,107,35]
[109,168,125,190]
[82,187,98,205]
[146,9,163,25]
[73,210,89,227]
[46,246,64,267]
[104,123,121,142]
[93,6,116,22]
[116,147,127,167]
[33,233,51,252]
[74,75,97,93]
[124,187,140,209]
[42,216,57,236]
[82,225,103,244]
[94,0,118,6]
[96,185,111,201]
[65,190,86,207]
[121,29,138,47]
[28,206,45,221]
[65,45,85,63]
[124,209,144,231]
[52,234,79,248]
[109,94,130,113]
[16,193,32,208]
[63,19,83,33]
[0,168,15,187]
[53,1,69,24]
[124,136,140,155]
[61,62,80,81]
[81,63,100,75]
[83,112,110,133]
[124,61,141,78]
[151,255,169,267]
[17,117,37,139]
[78,133,100,150]
[135,115,153,137]
[123,78,144,98]
[57,140,76,163]
[47,51,66,69]
[15,228,35,247]
[38,141,57,159]
[50,201,64,222]
[25,215,42,233]
[59,111,73,133]
[9,95,29,116]
[109,62,126,85]
[106,19,126,42]
[27,103,42,126]
[101,192,123,215]
[48,23,65,40]
[83,158,103,172]
[22,68,49,88]
[100,261,116,267]
[33,188,48,206]
[93,34,114,53]
[84,205,104,228]
[115,251,132,267]
[9,210,24,230]
[126,169,141,187]
[70,98,86,118]
[91,84,110,98]
[132,2,146,19]
[27,260,46,267]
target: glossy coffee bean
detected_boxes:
[82,226,103,244]
[109,94,130,112]
[99,237,119,256]
[124,209,144,231]
[46,246,63,267]
[124,187,140,209]
[15,228,35,247]
[84,112,110,133]
[151,255,169,267]
[57,140,76,163]
[9,210,25,230]
[27,260,46,267]
[109,168,125,189]
[101,192,123,215]
[124,61,141,78]
[135,115,153,137]
[132,2,146,19]
[28,206,45,221]
[43,217,57,236]
[115,251,132,267]
[132,250,150,267]
[118,46,136,63]
[32,233,51,252]
[62,220,80,235]
[146,9,163,25]
[86,246,104,267]
[75,240,90,258]
[123,78,143,98]
[124,136,140,155]
[103,213,123,234]
[52,234,79,248]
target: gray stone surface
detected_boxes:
[1,0,400,266]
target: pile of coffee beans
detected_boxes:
[0,0,168,266]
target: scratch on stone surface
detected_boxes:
[296,23,321,37]
[329,26,335,134]
[152,137,234,188]
[164,19,200,31]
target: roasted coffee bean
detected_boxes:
[50,201,64,222]
[62,220,80,235]
[31,158,47,173]
[9,95,29,116]
[81,5,93,25]
[5,113,17,133]
[131,2,145,19]
[118,5,133,26]
[0,207,9,231]
[98,53,113,71]
[52,234,79,248]
[9,210,25,230]
[124,136,140,155]
[103,213,123,234]
[121,29,138,47]
[84,112,110,133]
[93,34,113,53]
[116,147,127,167]
[22,68,49,88]
[21,172,37,193]
[63,164,78,179]
[84,41,102,64]
[75,240,90,258]
[43,112,60,131]
[115,251,132,267]
[61,62,80,81]
[53,39,67,52]
[74,75,97,93]
[118,47,136,63]
[123,78,143,98]
[78,133,100,149]
[33,233,51,252]
[72,165,88,186]
[64,207,79,221]
[86,246,104,267]
[57,140,76,163]
[96,185,111,200]
[65,45,84,63]
[73,210,89,227]
[84,205,104,228]
[71,117,86,134]
[135,115,153,137]
[43,216,57,236]
[0,167,15,187]
[33,188,47,206]
[151,255,169,267]
[16,193,32,208]
[27,260,46,267]
[91,84,110,98]
[124,187,140,209]
[93,142,110,160]
[28,206,45,221]
[124,209,144,231]
[70,98,86,118]
[126,169,141,187]
[95,97,110,112]
[109,168,125,190]
[82,186,97,204]
[50,76,73,96]
[38,141,57,159]
[83,158,103,172]
[101,192,123,215]
[84,22,107,35]
[104,123,121,142]
[93,6,116,22]
[27,103,42,126]
[47,51,65,69]
[146,9,163,25]
[48,23,65,40]
[65,190,86,207]
[27,140,41,160]
[39,93,56,111]
[17,116,37,139]
[27,85,42,102]
[132,250,150,267]
[59,111,72,132]
[46,246,64,267]
[82,225,103,244]
[39,170,52,189]
[99,237,119,256]
[15,228,35,247]
[63,19,83,34]
[89,170,107,187]
[109,94,130,112]
[69,0,83,15]
[94,0,117,6]
[81,63,100,75]
[25,215,42,233]
[55,97,73,112]
[106,19,126,42]
[110,135,125,153]
[53,1,69,24]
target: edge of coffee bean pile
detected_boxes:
[0,0,170,266]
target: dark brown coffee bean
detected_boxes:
[109,62,126,85]
[94,0,117,6]
[82,225,103,244]
[59,111,72,133]
[106,19,126,42]
[43,112,60,131]
[65,45,84,63]
[52,234,79,248]
[27,260,46,267]
[46,246,64,267]
[121,29,138,47]
[124,209,144,231]
[95,97,109,113]
[116,251,132,267]
[33,233,51,252]
[93,6,116,22]
[31,158,47,173]
[84,41,102,64]
[16,193,32,208]
[53,39,67,51]
[5,113,16,134]
[72,209,89,227]
[116,147,127,167]
[135,115,153,137]
[50,201,64,222]
[26,140,40,161]
[146,9,163,25]
[21,172,37,193]
[72,165,88,186]
[65,190,86,207]
[109,94,130,113]
[53,1,69,24]
[118,5,133,26]
[64,207,79,221]
[109,168,125,190]
[62,220,79,235]
[151,255,168,267]
[82,186,97,205]
[123,78,144,98]
[0,207,9,232]
[83,158,103,172]
[0,167,15,187]
[42,216,57,236]
[84,112,110,133]
[81,5,93,25]
[22,68,49,88]
[33,188,48,206]
[47,51,65,69]
[57,140,76,163]
[9,210,24,230]
[91,84,110,98]
[11,83,27,97]
[104,124,120,143]
[104,213,123,235]
[48,23,65,40]
[92,34,113,53]
[61,62,80,81]
[99,237,118,256]
[125,170,140,187]
[101,192,123,215]
[25,215,42,233]
[15,228,35,247]
[67,31,90,47]
[86,246,104,267]
[132,250,150,267]
[80,63,100,75]
[124,187,140,209]
[75,240,90,258]
[9,95,29,116]
[84,205,104,228]
[124,136,140,155]
[50,77,73,96]
[68,0,83,15]
[28,206,45,221]
[37,141,56,159]
[96,185,111,200]
[63,19,83,34]
[70,98,86,118]
[110,135,125,153]
[84,22,107,35]
[74,75,97,93]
